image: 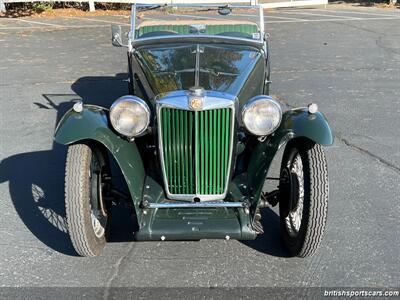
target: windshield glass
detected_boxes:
[133,4,263,43]
[136,44,261,95]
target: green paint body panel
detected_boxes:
[244,108,333,208]
[54,106,146,222]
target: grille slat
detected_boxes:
[160,107,232,196]
[195,111,199,194]
[162,109,168,185]
[179,110,184,194]
[213,110,217,194]
[221,109,227,193]
[199,114,205,194]
[177,110,181,193]
[189,112,193,193]
[171,110,176,193]
[208,110,212,194]
[183,111,188,194]
[165,109,170,192]
[204,111,208,194]
[224,110,230,178]
[216,110,220,194]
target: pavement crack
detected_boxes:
[273,95,400,174]
[376,35,400,56]
[336,135,400,174]
[333,20,386,36]
[102,243,135,300]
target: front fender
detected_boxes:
[246,108,333,206]
[54,105,145,219]
[277,108,333,146]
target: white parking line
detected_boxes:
[171,13,307,22]
[1,16,130,30]
[289,8,400,18]
[108,14,130,18]
[63,16,127,25]
[232,13,305,21]
[277,10,358,19]
[63,24,130,28]
[15,18,63,27]
[0,24,130,30]
[0,26,45,29]
[265,16,400,23]
[171,13,222,21]
[266,15,307,21]
[230,13,257,18]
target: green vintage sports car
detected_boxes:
[54,4,333,257]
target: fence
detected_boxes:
[0,0,328,13]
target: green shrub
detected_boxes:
[33,2,54,13]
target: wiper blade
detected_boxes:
[189,67,238,76]
[155,68,237,77]
[199,5,232,16]
[198,4,229,12]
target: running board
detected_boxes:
[145,202,246,209]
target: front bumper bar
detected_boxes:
[145,201,246,209]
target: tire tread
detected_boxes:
[65,144,104,257]
[298,144,328,257]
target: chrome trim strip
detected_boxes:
[156,90,236,110]
[156,90,237,202]
[194,45,201,87]
[194,109,199,196]
[259,5,265,46]
[147,202,245,209]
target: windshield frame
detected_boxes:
[134,42,263,96]
[128,3,265,49]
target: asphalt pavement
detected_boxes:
[0,4,399,296]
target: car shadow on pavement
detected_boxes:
[0,145,76,255]
[241,207,291,257]
[0,74,136,256]
[71,73,129,108]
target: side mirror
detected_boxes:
[111,25,123,47]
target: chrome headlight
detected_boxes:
[110,96,150,137]
[242,96,282,136]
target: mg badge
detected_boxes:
[189,97,202,110]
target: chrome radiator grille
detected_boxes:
[159,106,233,200]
